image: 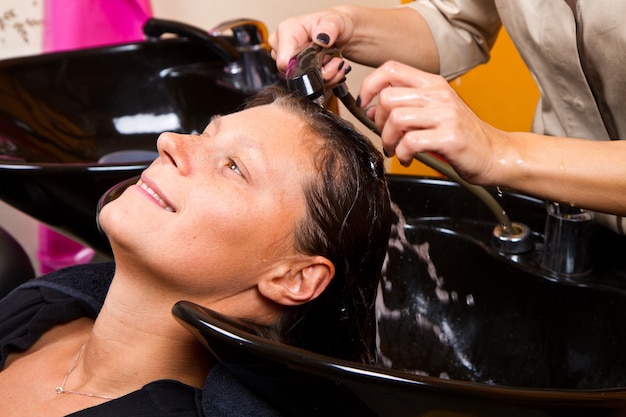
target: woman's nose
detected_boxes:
[156,132,192,175]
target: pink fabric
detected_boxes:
[39,0,153,273]
[38,228,98,274]
[43,0,152,52]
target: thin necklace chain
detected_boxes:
[55,343,115,400]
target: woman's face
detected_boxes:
[99,103,318,303]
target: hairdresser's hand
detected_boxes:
[269,8,354,85]
[359,61,504,185]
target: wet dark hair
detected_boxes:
[244,85,392,364]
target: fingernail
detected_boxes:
[338,60,345,71]
[383,149,389,158]
[339,76,347,84]
[344,65,352,75]
[356,95,361,107]
[316,33,331,45]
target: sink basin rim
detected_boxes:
[0,160,151,171]
[173,300,626,408]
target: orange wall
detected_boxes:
[389,24,540,175]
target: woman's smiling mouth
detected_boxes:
[137,179,175,212]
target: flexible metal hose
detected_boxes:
[334,85,514,235]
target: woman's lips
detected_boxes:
[137,179,175,212]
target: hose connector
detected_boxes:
[491,222,534,254]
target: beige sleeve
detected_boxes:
[402,0,502,79]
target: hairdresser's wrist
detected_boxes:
[330,5,390,67]
[331,5,439,72]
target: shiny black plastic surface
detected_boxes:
[174,175,626,417]
[0,38,252,252]
[0,226,34,297]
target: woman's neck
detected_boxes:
[74,270,214,397]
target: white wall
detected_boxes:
[0,1,43,59]
[150,1,397,33]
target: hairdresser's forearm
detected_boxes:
[492,131,626,215]
[334,5,440,73]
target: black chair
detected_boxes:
[0,226,35,298]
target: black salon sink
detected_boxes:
[380,175,626,390]
[175,175,626,417]
[0,32,255,252]
[380,224,626,389]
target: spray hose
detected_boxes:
[286,45,514,236]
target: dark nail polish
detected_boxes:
[338,60,345,70]
[316,33,331,45]
[344,65,352,75]
[356,95,361,107]
[383,149,389,158]
[339,76,347,84]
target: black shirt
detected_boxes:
[0,262,281,417]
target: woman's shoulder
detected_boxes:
[0,262,115,369]
[202,364,283,417]
[30,261,116,308]
[129,380,203,416]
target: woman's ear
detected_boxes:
[258,256,335,306]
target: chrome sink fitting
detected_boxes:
[541,202,594,276]
[144,18,278,94]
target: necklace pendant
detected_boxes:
[55,343,116,400]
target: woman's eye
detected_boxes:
[228,159,242,176]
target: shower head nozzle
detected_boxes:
[285,45,335,104]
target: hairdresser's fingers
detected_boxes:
[357,60,446,108]
[321,57,351,86]
[379,107,463,169]
[376,104,438,160]
[378,104,495,183]
[269,23,312,73]
[270,11,352,73]
[365,105,377,120]
[393,128,481,181]
[358,61,499,182]
[372,86,447,136]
